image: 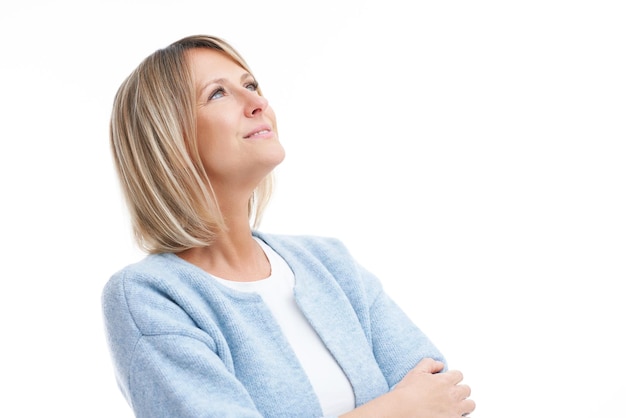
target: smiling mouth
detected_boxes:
[245,129,271,138]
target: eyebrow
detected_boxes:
[198,72,253,99]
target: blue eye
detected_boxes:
[208,87,225,101]
[245,81,259,92]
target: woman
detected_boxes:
[103,34,475,418]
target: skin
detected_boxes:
[178,47,475,417]
[341,358,476,417]
[178,48,284,281]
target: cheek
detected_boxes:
[266,106,278,130]
[197,114,232,151]
[198,143,235,178]
[196,117,239,175]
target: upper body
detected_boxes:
[102,232,445,417]
[104,34,475,417]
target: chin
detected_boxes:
[268,142,286,166]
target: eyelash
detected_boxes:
[207,81,259,101]
[208,87,226,101]
[245,80,259,92]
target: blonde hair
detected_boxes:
[110,35,274,253]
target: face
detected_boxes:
[187,48,284,195]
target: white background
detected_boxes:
[1,0,624,417]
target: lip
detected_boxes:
[244,124,273,139]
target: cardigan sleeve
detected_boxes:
[357,263,448,389]
[273,233,448,392]
[285,233,448,391]
[101,272,264,418]
[127,334,264,418]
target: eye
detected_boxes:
[245,80,259,93]
[208,87,226,101]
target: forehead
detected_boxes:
[185,48,247,82]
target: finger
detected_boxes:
[413,357,445,374]
[453,384,471,400]
[443,369,464,384]
[460,398,476,416]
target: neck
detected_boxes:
[178,219,270,282]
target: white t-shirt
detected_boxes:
[211,238,356,416]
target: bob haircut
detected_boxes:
[110,35,274,254]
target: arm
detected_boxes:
[102,272,264,418]
[340,358,475,418]
[285,234,475,417]
[346,265,475,417]
[127,334,264,418]
[358,263,447,386]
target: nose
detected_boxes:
[244,90,268,118]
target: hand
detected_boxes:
[392,357,475,417]
[340,357,475,418]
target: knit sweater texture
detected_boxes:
[102,232,445,418]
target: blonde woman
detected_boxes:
[103,34,475,418]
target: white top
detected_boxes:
[212,238,356,416]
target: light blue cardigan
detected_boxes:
[102,232,446,418]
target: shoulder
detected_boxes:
[101,253,219,336]
[254,231,352,260]
[103,253,187,304]
[255,232,364,281]
[255,231,381,296]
